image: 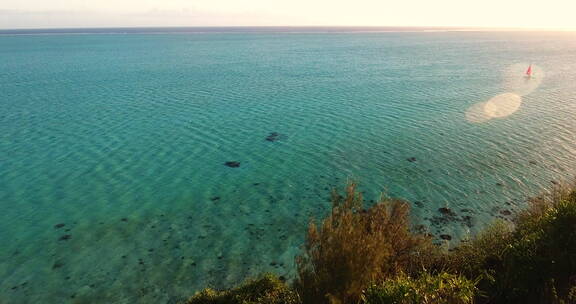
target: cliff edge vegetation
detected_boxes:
[186,182,576,304]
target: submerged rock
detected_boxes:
[462,215,474,228]
[58,234,72,241]
[52,261,65,270]
[440,234,452,240]
[265,132,283,142]
[429,216,452,228]
[224,161,240,168]
[438,207,456,217]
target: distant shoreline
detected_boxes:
[0,26,570,36]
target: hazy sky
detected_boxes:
[2,0,576,29]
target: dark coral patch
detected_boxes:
[224,161,240,168]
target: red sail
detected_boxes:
[526,65,532,76]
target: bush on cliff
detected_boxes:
[185,274,300,304]
[445,185,576,303]
[294,183,435,304]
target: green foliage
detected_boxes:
[444,184,576,303]
[442,220,512,301]
[362,272,478,304]
[185,274,300,304]
[498,186,576,303]
[294,183,434,304]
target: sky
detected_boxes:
[1,0,576,29]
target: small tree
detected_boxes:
[295,183,433,304]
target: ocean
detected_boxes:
[1,27,575,303]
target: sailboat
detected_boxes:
[525,64,533,78]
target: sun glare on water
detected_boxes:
[465,63,544,123]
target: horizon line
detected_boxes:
[2,25,575,32]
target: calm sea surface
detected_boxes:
[1,28,576,303]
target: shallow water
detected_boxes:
[1,29,576,303]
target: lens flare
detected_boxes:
[465,93,523,123]
[465,102,491,123]
[484,93,523,118]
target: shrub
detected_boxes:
[362,272,478,304]
[442,220,512,302]
[444,184,576,303]
[294,183,434,304]
[185,274,301,304]
[498,185,576,303]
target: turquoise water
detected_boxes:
[1,29,576,303]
